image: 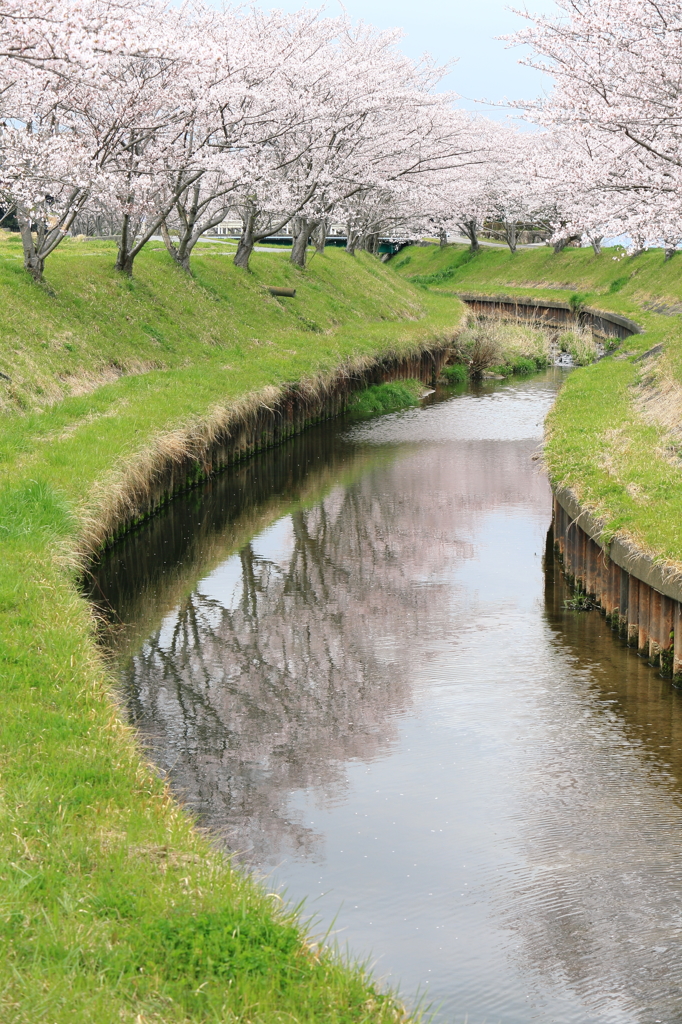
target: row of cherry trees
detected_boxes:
[421,125,547,253]
[507,0,682,257]
[6,0,670,281]
[0,0,501,281]
[422,0,682,259]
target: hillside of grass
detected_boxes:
[393,239,682,314]
[392,243,682,568]
[0,236,465,1024]
[0,233,435,414]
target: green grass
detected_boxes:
[440,363,468,385]
[347,378,424,416]
[0,233,435,416]
[391,242,682,565]
[407,246,478,287]
[0,235,466,1023]
[391,239,676,310]
[488,356,539,377]
[441,353,545,383]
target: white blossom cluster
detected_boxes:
[507,0,682,256]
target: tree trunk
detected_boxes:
[116,214,135,275]
[166,183,203,274]
[459,219,480,253]
[234,209,256,270]
[345,221,357,255]
[364,231,379,255]
[439,228,448,248]
[591,236,603,256]
[115,250,135,276]
[160,219,191,272]
[290,217,310,268]
[665,245,677,260]
[23,250,44,281]
[18,215,44,282]
[234,235,254,269]
[504,221,518,253]
[553,234,579,254]
[313,220,327,254]
[16,189,85,279]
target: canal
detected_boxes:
[91,371,682,1024]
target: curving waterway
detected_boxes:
[91,372,682,1024]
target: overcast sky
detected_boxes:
[248,0,558,120]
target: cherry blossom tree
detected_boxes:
[509,0,682,253]
[228,18,485,270]
[158,6,331,273]
[417,119,535,252]
[0,0,134,278]
[0,0,203,279]
[512,0,682,166]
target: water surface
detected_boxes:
[93,374,682,1024]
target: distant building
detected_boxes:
[205,219,347,238]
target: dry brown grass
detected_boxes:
[58,362,161,398]
[636,365,682,436]
[449,314,554,375]
[632,357,682,470]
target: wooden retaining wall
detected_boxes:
[553,489,682,683]
[457,292,643,341]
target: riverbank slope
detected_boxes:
[393,243,682,574]
[0,235,464,1024]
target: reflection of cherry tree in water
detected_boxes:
[124,475,448,865]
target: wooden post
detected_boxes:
[627,574,640,646]
[601,554,612,617]
[638,581,651,656]
[576,527,587,591]
[674,601,682,684]
[566,520,576,580]
[596,548,607,610]
[585,538,595,597]
[554,499,563,556]
[609,561,621,624]
[649,588,662,665]
[577,532,589,598]
[619,568,630,637]
[659,595,674,676]
[559,503,567,557]
[592,539,601,599]
[661,594,674,648]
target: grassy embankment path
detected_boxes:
[394,243,682,571]
[0,233,465,1024]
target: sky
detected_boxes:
[247,0,559,121]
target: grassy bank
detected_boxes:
[392,243,682,566]
[347,378,425,416]
[0,235,465,1023]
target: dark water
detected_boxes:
[92,374,682,1024]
